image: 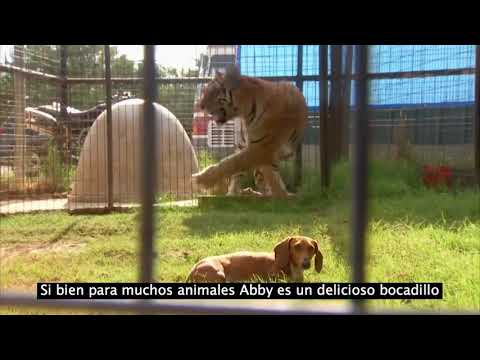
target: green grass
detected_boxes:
[0,160,479,314]
[196,150,217,170]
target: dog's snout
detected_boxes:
[302,259,311,269]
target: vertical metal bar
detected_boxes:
[342,45,353,159]
[104,45,114,211]
[351,45,369,314]
[319,45,330,189]
[474,45,480,187]
[13,45,25,192]
[60,46,68,171]
[140,45,157,283]
[294,45,304,189]
[331,45,343,162]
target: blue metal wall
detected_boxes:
[236,45,475,145]
[237,45,475,107]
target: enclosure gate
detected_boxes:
[0,45,479,315]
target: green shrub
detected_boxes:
[40,141,75,193]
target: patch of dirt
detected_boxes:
[0,242,86,264]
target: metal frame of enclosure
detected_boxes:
[0,45,478,315]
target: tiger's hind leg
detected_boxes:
[227,173,245,196]
[253,168,268,195]
[271,167,296,198]
[257,164,292,199]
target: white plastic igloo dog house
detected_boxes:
[68,98,199,206]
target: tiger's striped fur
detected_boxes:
[193,65,308,198]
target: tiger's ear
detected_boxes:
[274,237,292,270]
[224,65,241,89]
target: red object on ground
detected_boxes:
[422,165,453,189]
[437,166,453,188]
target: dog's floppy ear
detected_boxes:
[224,65,241,89]
[274,237,292,269]
[312,240,323,273]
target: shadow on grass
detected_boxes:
[181,206,326,238]
[179,159,479,266]
[49,220,83,243]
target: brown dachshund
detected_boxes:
[186,236,323,283]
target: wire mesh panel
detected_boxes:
[367,45,475,174]
[1,44,477,208]
[0,45,66,215]
[67,54,207,210]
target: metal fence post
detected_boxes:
[294,45,304,190]
[59,46,69,170]
[330,45,343,163]
[13,45,25,192]
[475,45,480,187]
[140,45,157,284]
[351,45,369,314]
[319,45,330,189]
[104,45,114,211]
[342,45,353,159]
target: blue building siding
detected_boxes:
[236,45,475,146]
[237,45,475,108]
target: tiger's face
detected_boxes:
[197,69,240,125]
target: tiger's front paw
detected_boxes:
[240,187,263,197]
[192,165,219,190]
